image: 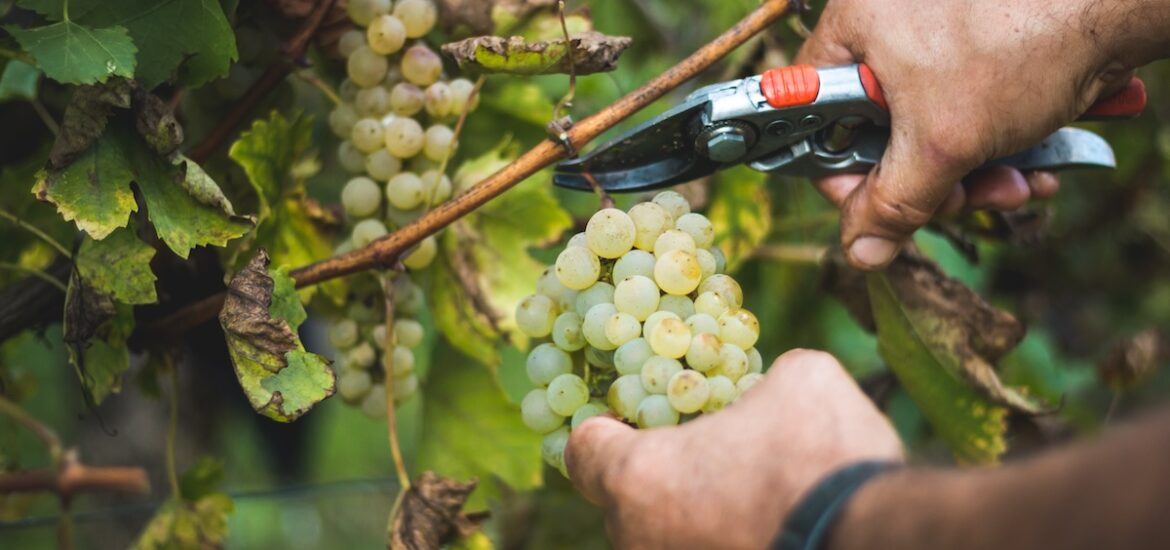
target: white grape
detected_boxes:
[716,343,748,382]
[390,345,415,377]
[337,141,367,173]
[582,303,618,351]
[361,385,388,418]
[585,346,615,368]
[628,202,674,251]
[607,374,647,419]
[329,103,359,139]
[355,85,391,117]
[546,373,589,416]
[403,235,437,269]
[339,79,360,102]
[698,274,743,308]
[342,176,382,218]
[636,395,680,428]
[571,400,610,429]
[350,118,385,153]
[614,337,653,376]
[612,249,656,281]
[667,369,710,414]
[448,78,479,112]
[719,308,760,349]
[649,317,692,359]
[702,375,737,413]
[566,232,588,248]
[384,117,425,158]
[694,291,729,318]
[338,29,367,59]
[394,319,425,347]
[746,347,763,374]
[685,332,722,373]
[696,248,717,280]
[709,246,727,273]
[574,281,614,316]
[586,208,636,259]
[657,295,695,319]
[537,268,578,311]
[555,246,601,290]
[551,312,586,351]
[351,218,388,248]
[393,0,437,37]
[393,373,419,401]
[346,0,391,26]
[640,356,682,394]
[676,213,715,248]
[737,373,764,394]
[424,82,453,118]
[685,313,720,335]
[653,229,697,256]
[401,44,442,86]
[386,172,425,209]
[604,312,641,347]
[527,343,572,386]
[642,310,680,340]
[329,319,360,349]
[348,342,376,369]
[365,149,402,181]
[423,124,454,161]
[389,83,425,116]
[347,46,389,87]
[654,249,702,296]
[419,170,452,205]
[515,293,558,337]
[653,190,691,220]
[613,275,659,321]
[367,14,406,55]
[338,369,373,402]
[371,324,387,350]
[522,389,566,433]
[542,427,570,474]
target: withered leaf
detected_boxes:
[1098,328,1167,390]
[133,88,183,156]
[391,472,483,550]
[441,32,632,75]
[49,78,134,168]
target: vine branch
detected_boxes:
[0,451,149,497]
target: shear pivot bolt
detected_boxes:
[705,129,748,163]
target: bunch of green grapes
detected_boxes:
[328,276,427,418]
[515,192,764,476]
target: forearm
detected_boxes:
[828,407,1170,550]
[1083,0,1170,67]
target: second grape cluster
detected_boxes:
[516,192,764,476]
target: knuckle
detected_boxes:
[774,348,843,371]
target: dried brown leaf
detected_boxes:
[1098,328,1168,390]
[391,472,483,550]
[49,79,134,168]
[441,32,632,75]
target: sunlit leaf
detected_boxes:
[708,166,770,273]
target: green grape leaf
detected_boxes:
[442,32,632,75]
[0,60,41,102]
[179,456,225,501]
[75,223,157,305]
[133,494,234,549]
[416,354,543,510]
[62,274,135,404]
[708,166,770,273]
[252,196,342,302]
[7,20,136,85]
[19,0,237,88]
[32,128,138,240]
[228,111,315,221]
[867,254,1045,464]
[391,471,483,549]
[219,250,335,422]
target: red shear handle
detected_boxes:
[759,63,1145,119]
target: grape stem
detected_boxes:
[382,275,411,491]
[147,0,798,339]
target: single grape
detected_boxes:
[584,346,615,368]
[676,213,715,248]
[604,312,642,347]
[536,267,571,301]
[654,249,702,296]
[653,229,697,256]
[338,29,366,59]
[401,44,443,86]
[389,82,425,116]
[362,385,388,418]
[347,46,389,87]
[385,172,425,209]
[636,394,680,428]
[346,0,391,26]
[521,389,566,433]
[393,0,438,37]
[694,291,729,318]
[716,343,749,382]
[582,303,618,351]
[613,275,659,321]
[393,373,419,400]
[698,274,744,308]
[696,248,717,280]
[329,103,359,139]
[614,337,654,376]
[329,319,360,349]
[574,282,615,316]
[746,347,763,374]
[419,170,452,205]
[394,319,425,347]
[736,372,764,394]
[342,176,382,218]
[355,85,391,117]
[685,313,720,335]
[338,369,373,402]
[397,278,426,316]
[546,373,589,416]
[339,79,360,102]
[403,236,437,269]
[515,294,558,338]
[653,190,691,220]
[586,208,636,259]
[542,426,570,474]
[391,345,415,377]
[424,82,453,118]
[612,249,656,282]
[551,311,586,351]
[709,246,727,273]
[657,295,695,319]
[337,141,367,173]
[566,232,588,248]
[350,118,385,153]
[667,369,710,414]
[642,310,680,340]
[527,343,573,386]
[423,124,454,161]
[367,14,406,55]
[607,374,648,419]
[628,202,674,251]
[719,308,760,349]
[649,317,692,359]
[685,332,723,373]
[371,324,387,350]
[364,149,402,181]
[384,117,425,158]
[554,246,601,290]
[640,356,683,394]
[571,400,610,429]
[702,375,737,413]
[448,78,480,112]
[348,301,380,324]
[351,218,388,248]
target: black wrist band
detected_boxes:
[771,460,901,550]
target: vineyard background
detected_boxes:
[1,0,1169,547]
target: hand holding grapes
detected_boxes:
[564,349,903,549]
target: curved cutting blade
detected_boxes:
[990,127,1116,170]
[554,96,718,192]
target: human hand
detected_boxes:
[564,349,903,549]
[796,0,1140,270]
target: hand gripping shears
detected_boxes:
[553,64,1147,192]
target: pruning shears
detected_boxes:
[553,64,1147,191]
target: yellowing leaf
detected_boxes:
[7,20,136,85]
[62,274,135,404]
[75,223,157,305]
[32,129,137,239]
[708,166,770,273]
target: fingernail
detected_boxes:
[850,237,899,269]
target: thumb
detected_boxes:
[564,415,637,506]
[840,123,977,269]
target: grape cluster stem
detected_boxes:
[382,274,411,490]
